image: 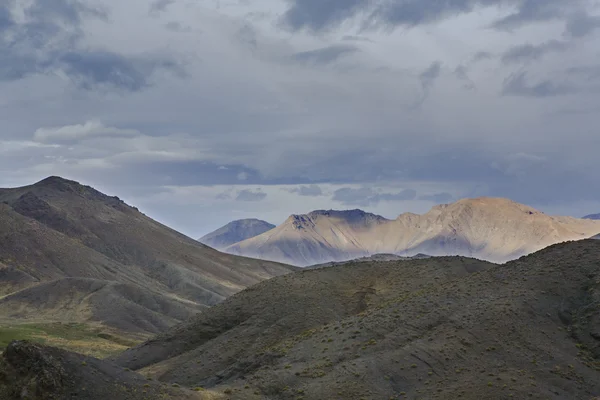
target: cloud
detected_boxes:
[490,0,577,31]
[281,0,369,32]
[501,72,576,97]
[292,45,359,65]
[419,192,453,203]
[280,0,587,33]
[0,0,184,90]
[236,189,267,202]
[415,61,442,105]
[34,121,140,143]
[501,40,569,64]
[454,65,475,90]
[333,187,417,206]
[58,51,185,91]
[289,184,324,197]
[565,12,600,38]
[149,0,175,15]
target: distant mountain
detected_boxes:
[199,219,275,250]
[584,213,600,220]
[0,177,295,335]
[226,209,389,266]
[225,198,600,266]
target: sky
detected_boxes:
[1,0,600,238]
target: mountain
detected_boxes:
[584,213,600,220]
[199,219,275,250]
[225,198,600,266]
[6,239,599,399]
[0,177,295,336]
[226,209,389,266]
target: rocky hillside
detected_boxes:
[199,219,275,250]
[0,177,295,335]
[226,198,600,266]
[4,239,600,399]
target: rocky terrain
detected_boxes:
[0,177,295,337]
[226,198,600,266]
[2,239,600,399]
[200,219,275,250]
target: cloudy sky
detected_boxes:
[1,0,599,237]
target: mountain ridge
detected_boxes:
[0,176,295,335]
[226,197,600,266]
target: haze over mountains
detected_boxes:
[0,177,294,335]
[223,198,600,266]
[199,219,275,250]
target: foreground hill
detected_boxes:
[0,177,295,336]
[199,219,275,250]
[3,240,600,399]
[226,198,600,266]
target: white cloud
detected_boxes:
[34,120,140,143]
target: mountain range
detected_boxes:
[199,219,275,250]
[221,198,600,266]
[3,239,600,399]
[584,213,600,220]
[0,177,294,336]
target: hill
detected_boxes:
[4,239,600,399]
[199,219,275,250]
[226,198,600,266]
[0,177,295,337]
[584,213,600,220]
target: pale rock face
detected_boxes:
[225,197,600,266]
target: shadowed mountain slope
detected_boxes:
[226,198,600,266]
[199,219,275,250]
[3,240,600,399]
[0,177,295,334]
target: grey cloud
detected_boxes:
[414,61,442,105]
[281,0,582,33]
[565,12,600,38]
[566,65,600,81]
[165,21,191,33]
[342,35,374,43]
[454,65,475,90]
[333,187,416,206]
[419,192,453,203]
[290,185,324,197]
[282,0,369,32]
[0,4,14,32]
[501,40,569,64]
[472,51,493,62]
[58,51,185,91]
[502,72,575,97]
[236,189,267,202]
[491,0,575,31]
[0,0,183,90]
[292,45,359,65]
[149,0,175,15]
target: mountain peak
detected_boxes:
[199,219,275,250]
[34,176,80,188]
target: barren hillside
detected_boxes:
[0,177,295,335]
[4,240,600,399]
